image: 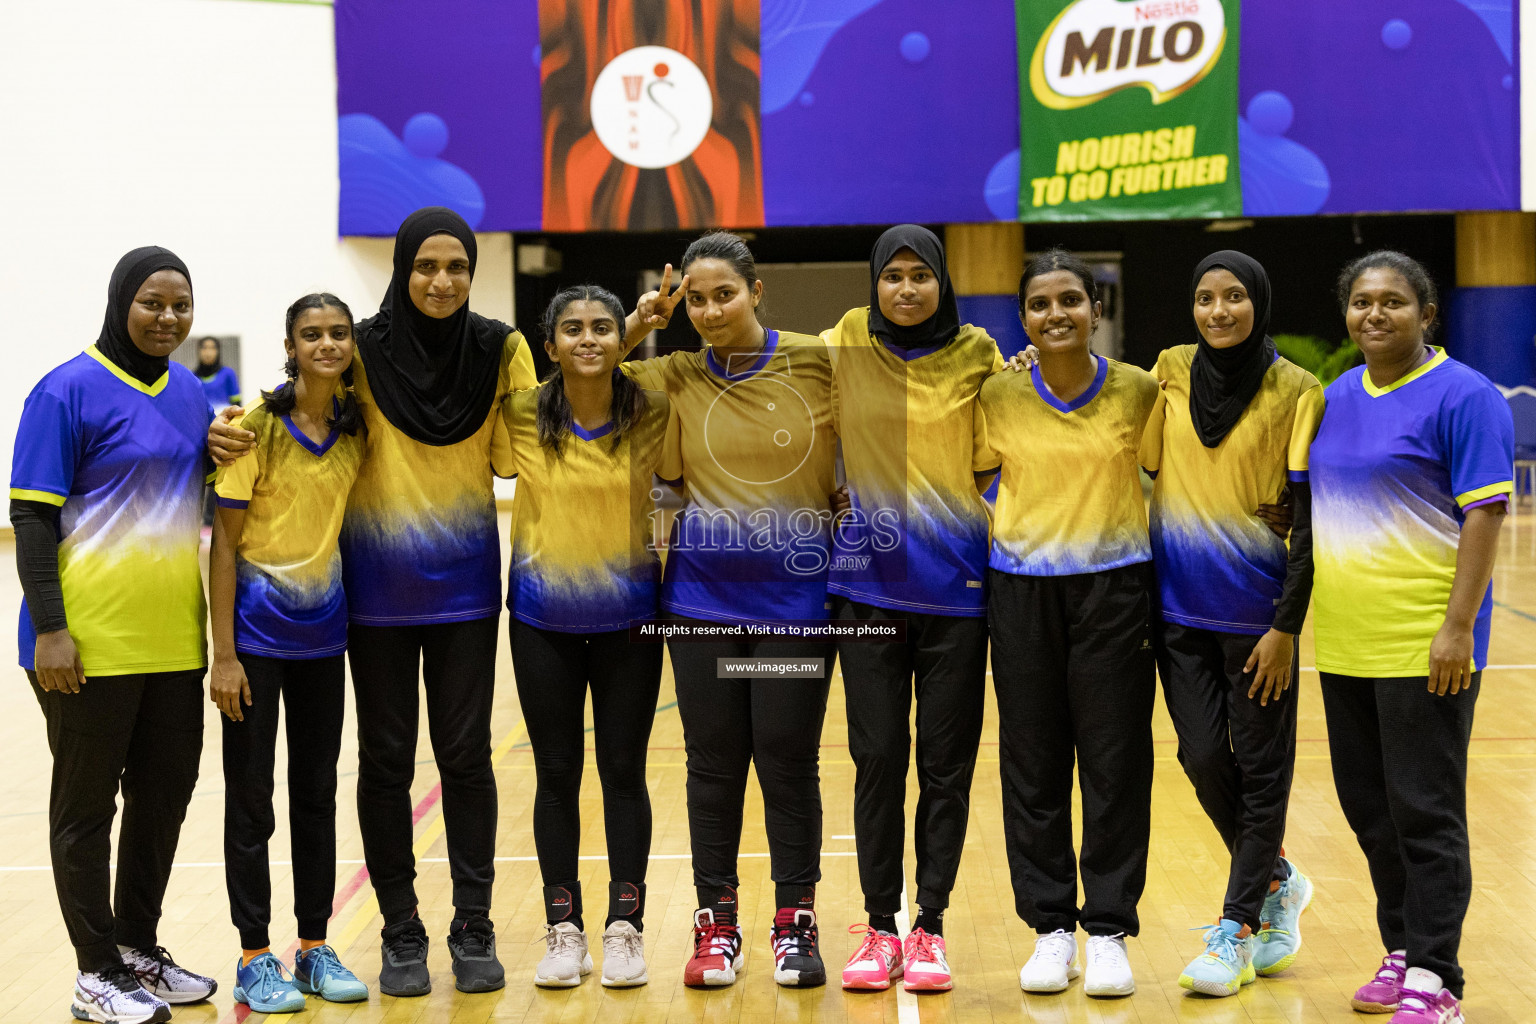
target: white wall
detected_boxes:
[0,0,516,508]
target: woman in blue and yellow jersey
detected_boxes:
[211,208,538,996]
[979,249,1159,1001]
[491,286,669,990]
[10,247,218,1022]
[821,225,1001,994]
[209,293,368,1013]
[1311,252,1511,1022]
[1139,251,1324,996]
[619,232,837,990]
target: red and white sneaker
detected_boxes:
[842,925,903,990]
[683,909,744,987]
[901,928,952,992]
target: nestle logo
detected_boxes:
[1030,0,1227,109]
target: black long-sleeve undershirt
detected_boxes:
[10,498,68,635]
[1271,481,1313,636]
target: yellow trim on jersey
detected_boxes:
[1289,385,1326,473]
[10,487,66,506]
[84,345,169,396]
[1361,347,1447,398]
[1457,480,1514,507]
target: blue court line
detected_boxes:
[1495,600,1536,623]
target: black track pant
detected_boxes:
[835,598,988,914]
[30,669,205,972]
[509,620,662,899]
[1321,672,1478,999]
[1156,622,1296,930]
[222,653,346,949]
[349,617,499,921]
[667,616,832,894]
[989,565,1155,936]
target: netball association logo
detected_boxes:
[1030,0,1226,110]
[590,45,714,169]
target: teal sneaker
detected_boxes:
[294,944,369,1003]
[1178,920,1255,997]
[232,953,306,1013]
[1253,859,1313,976]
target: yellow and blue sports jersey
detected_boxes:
[976,357,1159,576]
[1309,349,1514,677]
[215,398,364,658]
[493,384,671,633]
[340,334,537,625]
[821,308,1003,616]
[624,330,838,625]
[1140,345,1324,635]
[11,347,212,675]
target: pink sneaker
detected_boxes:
[901,928,951,992]
[1352,953,1407,1013]
[1389,987,1464,1023]
[842,925,902,990]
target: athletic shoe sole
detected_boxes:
[70,1003,171,1024]
[774,966,827,987]
[1349,997,1400,1014]
[842,970,898,991]
[1021,966,1079,993]
[1254,873,1313,977]
[683,954,745,987]
[295,978,369,1002]
[533,954,591,989]
[231,986,306,1013]
[378,976,431,998]
[903,975,953,992]
[1179,973,1242,997]
[600,970,648,988]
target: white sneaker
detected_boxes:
[1083,934,1135,997]
[72,965,171,1023]
[117,946,216,1004]
[1020,929,1079,992]
[534,921,592,987]
[600,920,648,987]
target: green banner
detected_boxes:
[1017,0,1241,222]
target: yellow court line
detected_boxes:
[331,718,529,953]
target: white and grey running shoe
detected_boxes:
[71,965,170,1024]
[118,946,217,1004]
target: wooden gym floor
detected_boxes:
[3,511,1536,1023]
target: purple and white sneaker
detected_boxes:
[1353,952,1407,1013]
[71,965,170,1023]
[1390,985,1464,1023]
[118,946,216,1004]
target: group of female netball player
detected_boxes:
[11,205,1513,1024]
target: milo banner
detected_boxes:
[1018,0,1241,221]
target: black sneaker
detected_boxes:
[379,918,431,997]
[770,908,826,987]
[447,916,505,993]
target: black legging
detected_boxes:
[666,616,832,903]
[349,617,499,922]
[509,620,663,892]
[222,653,346,950]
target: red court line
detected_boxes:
[219,782,444,1023]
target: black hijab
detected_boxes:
[194,337,221,379]
[355,207,511,447]
[97,246,193,387]
[868,224,961,350]
[1188,250,1276,448]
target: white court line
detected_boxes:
[0,851,861,873]
[895,882,918,1024]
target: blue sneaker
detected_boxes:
[1253,859,1313,976]
[294,944,369,1003]
[1178,920,1255,997]
[232,953,306,1014]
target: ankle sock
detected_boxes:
[696,884,739,928]
[298,939,325,953]
[868,913,899,935]
[775,883,815,915]
[605,881,645,933]
[241,947,270,967]
[914,907,944,937]
[544,882,583,931]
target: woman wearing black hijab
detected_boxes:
[211,208,538,997]
[1138,250,1324,995]
[11,247,218,1022]
[824,225,1002,992]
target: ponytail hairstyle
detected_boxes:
[536,284,646,457]
[260,292,363,435]
[681,230,764,320]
